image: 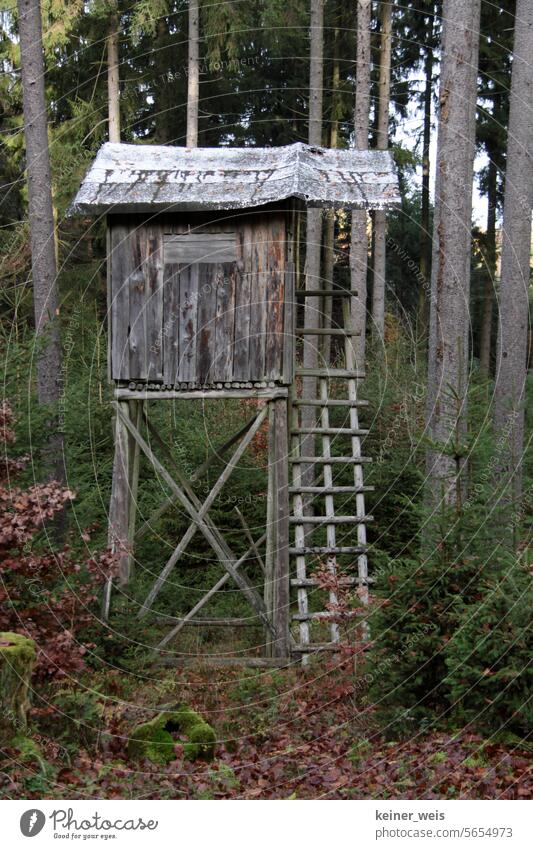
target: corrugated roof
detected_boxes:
[69,142,400,215]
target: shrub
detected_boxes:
[444,559,533,737]
[0,401,117,679]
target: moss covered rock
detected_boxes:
[0,632,36,745]
[128,706,216,765]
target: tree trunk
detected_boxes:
[425,0,481,506]
[493,0,533,508]
[479,155,497,376]
[372,0,393,342]
[350,0,372,366]
[107,9,120,143]
[155,16,170,144]
[322,15,340,363]
[187,0,200,147]
[17,0,65,482]
[418,38,433,336]
[301,0,325,492]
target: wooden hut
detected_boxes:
[71,142,400,662]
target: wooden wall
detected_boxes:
[108,210,292,385]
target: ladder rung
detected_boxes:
[291,575,372,585]
[295,289,357,297]
[295,369,365,378]
[291,399,368,407]
[292,427,368,436]
[289,456,372,464]
[289,515,373,525]
[289,485,373,494]
[292,643,345,653]
[292,611,364,621]
[290,547,367,556]
[295,327,360,336]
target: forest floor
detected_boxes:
[2,661,531,800]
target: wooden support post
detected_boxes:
[265,398,291,657]
[108,400,132,591]
[127,400,142,579]
[264,402,277,656]
[273,397,291,657]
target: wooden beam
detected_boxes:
[154,616,260,627]
[235,507,265,574]
[127,400,142,578]
[115,388,288,401]
[272,397,291,657]
[156,655,295,669]
[264,401,277,657]
[108,400,132,586]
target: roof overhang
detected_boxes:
[69,142,401,216]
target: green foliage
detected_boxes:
[130,0,169,44]
[368,376,532,738]
[48,685,105,750]
[444,561,533,736]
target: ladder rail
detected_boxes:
[289,297,372,661]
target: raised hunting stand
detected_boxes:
[71,142,399,664]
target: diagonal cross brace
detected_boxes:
[137,406,268,618]
[134,414,259,541]
[112,402,275,636]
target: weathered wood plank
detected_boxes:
[232,224,252,380]
[164,233,236,264]
[282,262,295,384]
[128,225,163,380]
[145,224,164,380]
[214,262,236,381]
[196,262,218,383]
[265,218,285,379]
[163,262,180,383]
[178,263,198,382]
[115,388,288,401]
[248,225,267,379]
[110,223,131,380]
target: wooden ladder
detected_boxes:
[290,292,372,661]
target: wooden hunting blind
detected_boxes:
[71,141,399,663]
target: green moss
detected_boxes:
[128,725,176,765]
[128,705,216,765]
[0,632,36,744]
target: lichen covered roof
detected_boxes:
[69,142,400,215]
